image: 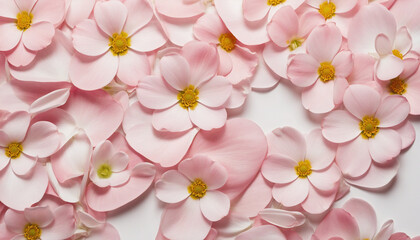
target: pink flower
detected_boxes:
[391,0,420,54]
[0,0,65,67]
[242,0,305,22]
[3,204,76,240]
[287,23,353,113]
[155,155,230,240]
[261,127,341,214]
[313,198,394,240]
[137,41,232,132]
[322,85,410,179]
[70,0,166,90]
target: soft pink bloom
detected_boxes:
[137,41,232,132]
[242,0,305,22]
[262,127,341,214]
[70,0,166,90]
[313,198,394,240]
[287,23,353,113]
[155,155,230,240]
[322,85,411,179]
[3,204,76,240]
[0,0,65,67]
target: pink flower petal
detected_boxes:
[198,76,232,108]
[156,0,205,18]
[259,208,306,228]
[188,104,227,131]
[93,1,127,36]
[152,104,193,132]
[217,47,233,76]
[179,155,228,190]
[22,21,54,51]
[393,120,416,150]
[375,34,393,56]
[368,129,401,164]
[137,76,178,110]
[272,178,309,207]
[336,137,371,178]
[268,6,299,48]
[287,53,319,88]
[305,129,336,170]
[160,54,191,91]
[226,45,258,85]
[306,23,342,63]
[313,209,360,239]
[200,190,230,221]
[301,184,337,215]
[333,77,349,105]
[0,147,10,171]
[4,210,27,234]
[376,96,410,127]
[128,21,167,52]
[261,154,298,184]
[31,0,65,24]
[160,198,212,240]
[22,121,60,158]
[92,140,115,169]
[6,40,36,67]
[343,84,380,119]
[0,21,22,51]
[65,0,96,28]
[376,54,404,81]
[110,152,129,172]
[347,54,376,84]
[394,27,412,55]
[333,0,358,13]
[332,51,353,78]
[10,153,37,176]
[0,111,30,142]
[117,50,150,86]
[88,223,120,240]
[308,164,341,193]
[193,12,225,44]
[41,205,76,239]
[24,206,54,228]
[155,170,190,203]
[346,161,399,190]
[123,0,153,36]
[72,19,110,57]
[0,0,20,19]
[263,43,298,80]
[15,0,37,12]
[29,88,71,115]
[301,79,335,114]
[342,198,377,240]
[267,127,306,162]
[236,225,286,240]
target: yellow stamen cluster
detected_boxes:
[392,49,403,59]
[318,62,335,82]
[109,32,131,56]
[16,11,33,31]
[188,178,207,199]
[5,142,23,159]
[388,77,407,95]
[23,224,41,240]
[319,1,336,20]
[295,160,312,178]
[178,85,199,110]
[219,33,236,52]
[97,164,113,179]
[267,0,286,6]
[360,116,380,139]
[287,38,304,51]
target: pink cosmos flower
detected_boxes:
[3,204,75,240]
[70,0,166,90]
[0,0,65,67]
[287,23,353,113]
[137,41,232,132]
[242,0,305,22]
[313,198,394,240]
[262,127,341,214]
[322,85,410,179]
[155,155,230,240]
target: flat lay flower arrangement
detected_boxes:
[0,0,419,239]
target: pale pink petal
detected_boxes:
[0,147,10,171]
[0,22,22,51]
[88,223,120,240]
[394,27,412,55]
[376,96,410,127]
[31,0,65,24]
[117,51,150,86]
[301,185,337,214]
[22,21,54,51]
[287,54,319,88]
[267,6,299,48]
[393,120,416,149]
[332,51,353,77]
[336,137,371,178]
[29,88,70,115]
[267,127,306,161]
[6,40,36,67]
[93,1,127,36]
[301,79,335,114]
[261,154,298,184]
[0,0,20,19]
[160,199,212,240]
[243,0,270,22]
[72,19,110,56]
[108,171,130,187]
[128,21,167,52]
[212,214,252,236]
[0,132,10,147]
[313,209,360,239]
[405,75,420,115]
[155,0,205,18]
[10,153,37,176]
[22,121,60,158]
[217,47,233,76]
[389,233,410,240]
[160,54,191,91]
[259,209,305,228]
[4,210,27,233]
[236,225,286,240]
[152,104,193,132]
[0,111,30,142]
[137,76,178,110]
[155,170,190,203]
[198,76,232,108]
[263,42,293,80]
[342,198,377,240]
[24,206,54,228]
[376,55,404,81]
[399,58,419,80]
[343,84,380,119]
[123,0,153,36]
[368,129,401,164]
[179,155,228,190]
[65,0,96,28]
[308,164,341,193]
[109,152,129,172]
[69,52,118,91]
[333,0,358,13]
[306,24,342,62]
[92,140,115,169]
[333,77,349,105]
[375,34,393,56]
[298,10,325,37]
[305,129,336,170]
[188,104,227,131]
[226,46,258,85]
[346,161,399,190]
[15,0,37,12]
[193,12,226,44]
[272,179,309,207]
[41,205,76,239]
[347,54,376,84]
[200,190,230,221]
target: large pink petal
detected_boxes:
[405,74,420,115]
[117,51,150,86]
[211,214,252,236]
[258,208,305,228]
[10,153,37,176]
[72,19,109,56]
[376,54,404,81]
[152,104,193,132]
[313,209,360,239]
[24,206,53,228]
[347,54,376,84]
[301,185,337,215]
[267,127,306,162]
[0,147,10,171]
[346,161,399,190]
[393,120,416,150]
[88,223,120,240]
[226,45,258,85]
[272,179,309,207]
[333,77,349,105]
[333,0,358,13]
[22,121,60,158]
[188,104,227,131]
[262,42,293,80]
[375,34,393,56]
[306,23,342,62]
[29,88,71,115]
[394,27,412,55]
[342,198,377,240]
[137,76,178,110]
[193,12,226,44]
[6,40,36,67]
[332,51,353,77]
[0,111,30,142]
[124,0,153,36]
[267,6,299,48]
[343,84,380,119]
[69,52,118,91]
[65,0,96,28]
[31,0,65,24]
[0,21,22,51]
[15,0,36,12]
[376,96,409,127]
[4,210,27,234]
[179,156,228,190]
[128,20,166,52]
[198,76,232,108]
[305,129,336,170]
[41,205,76,239]
[22,22,54,51]
[336,137,371,178]
[200,190,230,221]
[309,164,341,193]
[160,199,212,240]
[301,79,335,114]
[243,0,270,22]
[287,53,319,88]
[155,0,205,18]
[368,129,401,164]
[160,54,191,91]
[155,170,190,203]
[93,1,127,36]
[236,225,286,240]
[261,154,298,184]
[0,0,20,19]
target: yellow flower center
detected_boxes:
[295,160,312,178]
[318,62,335,82]
[188,178,207,199]
[388,77,407,95]
[16,11,33,31]
[267,0,286,6]
[23,224,41,240]
[360,116,380,139]
[219,33,236,52]
[392,49,403,59]
[97,164,112,179]
[287,38,304,51]
[109,32,131,56]
[319,1,336,19]
[178,85,199,110]
[5,142,23,159]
